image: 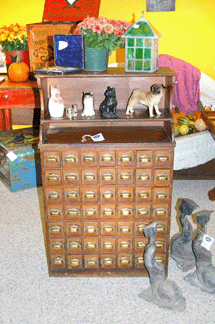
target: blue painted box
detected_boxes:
[0,127,42,191]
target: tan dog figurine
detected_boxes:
[126,84,165,117]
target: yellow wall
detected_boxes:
[1,0,215,80]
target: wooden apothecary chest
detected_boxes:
[36,67,177,276]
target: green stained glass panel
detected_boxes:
[145,39,152,47]
[144,48,151,59]
[127,38,134,46]
[128,60,134,70]
[135,60,143,71]
[127,48,134,59]
[136,48,143,59]
[136,38,143,47]
[144,61,150,71]
[126,22,154,37]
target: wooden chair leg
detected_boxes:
[4,108,12,130]
[0,108,6,131]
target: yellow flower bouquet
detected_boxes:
[0,24,28,53]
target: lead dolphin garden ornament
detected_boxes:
[139,222,186,311]
[126,84,165,117]
[170,198,199,272]
[184,210,215,294]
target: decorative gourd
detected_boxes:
[177,116,190,126]
[194,118,207,131]
[194,111,202,120]
[8,54,29,82]
[172,105,186,123]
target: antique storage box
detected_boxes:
[0,127,42,191]
[27,22,77,72]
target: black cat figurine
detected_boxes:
[99,86,118,119]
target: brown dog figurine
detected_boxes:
[126,84,165,117]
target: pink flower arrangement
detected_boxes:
[73,17,131,53]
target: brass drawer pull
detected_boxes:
[83,155,95,162]
[120,208,132,216]
[103,242,114,249]
[102,191,113,199]
[103,208,114,216]
[85,191,96,199]
[120,155,132,163]
[139,155,151,163]
[120,191,131,198]
[66,208,79,216]
[157,155,169,162]
[49,225,62,233]
[137,208,149,216]
[101,154,113,162]
[65,173,78,181]
[119,257,131,265]
[137,241,147,248]
[49,209,61,216]
[157,225,166,232]
[120,173,131,180]
[154,208,167,216]
[103,225,114,233]
[86,258,98,266]
[84,208,97,216]
[84,173,96,180]
[69,258,81,267]
[136,256,144,265]
[156,192,168,199]
[68,225,80,233]
[52,257,65,265]
[85,242,97,249]
[102,173,114,181]
[46,156,58,163]
[64,155,77,163]
[68,241,81,249]
[156,241,165,248]
[86,225,97,234]
[48,192,60,199]
[120,225,131,233]
[119,241,131,249]
[157,174,169,181]
[138,191,149,198]
[47,174,59,181]
[67,191,78,198]
[51,242,64,249]
[137,224,145,233]
[103,257,114,265]
[138,174,150,181]
[155,256,164,263]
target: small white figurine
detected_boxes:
[82,92,95,117]
[48,85,64,118]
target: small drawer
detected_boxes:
[134,221,149,236]
[154,170,171,187]
[67,239,82,254]
[117,151,135,167]
[118,254,132,268]
[117,168,134,185]
[118,238,132,252]
[82,169,98,185]
[152,204,169,219]
[117,203,134,219]
[81,151,97,167]
[63,169,80,186]
[84,222,99,236]
[45,188,62,204]
[101,238,116,253]
[65,205,81,220]
[136,151,153,168]
[155,254,166,266]
[68,255,83,269]
[44,169,61,186]
[48,222,64,237]
[101,254,116,268]
[153,187,170,203]
[82,204,99,220]
[99,150,116,167]
[136,169,152,186]
[156,221,168,235]
[135,187,152,202]
[50,254,66,270]
[135,204,151,219]
[118,186,134,202]
[84,255,99,269]
[43,151,61,168]
[101,222,116,236]
[100,204,116,219]
[64,187,80,203]
[47,205,63,220]
[134,254,145,268]
[62,151,79,168]
[118,221,133,236]
[100,186,115,202]
[99,168,116,185]
[134,238,148,252]
[49,239,66,253]
[83,238,99,252]
[81,187,98,203]
[66,222,82,236]
[154,150,172,168]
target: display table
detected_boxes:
[0,77,40,131]
[174,130,215,170]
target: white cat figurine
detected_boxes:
[82,92,95,117]
[48,85,64,118]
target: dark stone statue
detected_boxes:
[139,222,186,311]
[171,198,199,272]
[99,86,118,119]
[184,210,215,293]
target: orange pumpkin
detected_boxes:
[172,105,186,123]
[194,110,202,120]
[8,54,29,82]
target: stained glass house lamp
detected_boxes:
[122,12,162,73]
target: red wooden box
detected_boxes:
[42,0,101,23]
